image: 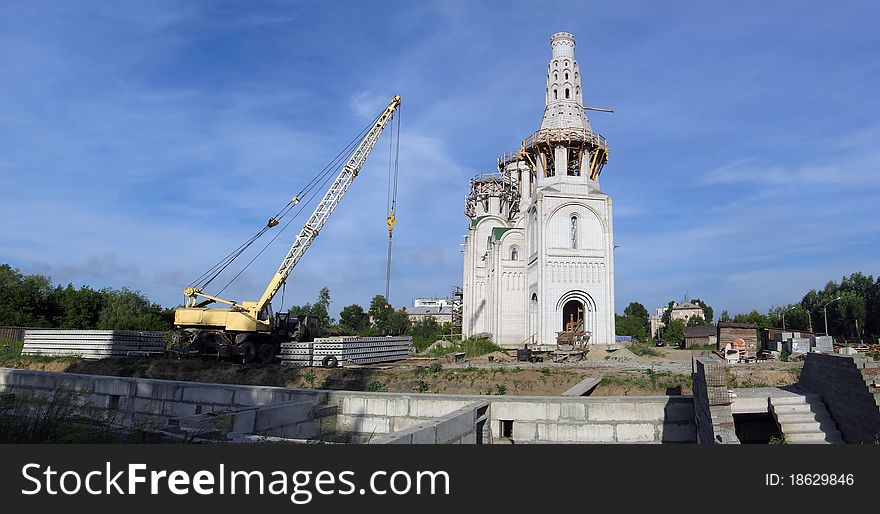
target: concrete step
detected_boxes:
[769,395,821,405]
[779,421,838,434]
[771,404,829,416]
[775,412,833,425]
[784,432,842,444]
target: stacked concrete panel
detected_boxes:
[280,336,412,367]
[22,329,166,359]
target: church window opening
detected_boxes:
[553,89,557,100]
[554,72,558,81]
[570,215,578,249]
[565,72,569,80]
[511,247,519,261]
[565,88,570,99]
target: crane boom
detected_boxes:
[255,95,401,314]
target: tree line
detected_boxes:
[0,264,173,331]
[615,272,880,345]
[287,287,451,351]
[0,263,450,349]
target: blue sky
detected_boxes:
[1,1,878,318]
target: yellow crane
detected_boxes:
[173,95,401,363]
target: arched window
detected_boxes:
[565,72,569,80]
[511,247,519,261]
[565,88,570,99]
[570,215,578,249]
[553,89,558,100]
[553,72,558,81]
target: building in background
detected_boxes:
[462,32,615,348]
[407,298,453,324]
[683,325,717,349]
[650,299,707,338]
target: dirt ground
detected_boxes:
[0,346,805,397]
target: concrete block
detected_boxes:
[491,401,561,421]
[575,423,616,442]
[560,402,587,421]
[129,397,163,415]
[365,397,409,417]
[338,415,390,435]
[342,396,367,415]
[408,399,470,418]
[391,416,429,431]
[616,423,656,442]
[161,401,199,418]
[513,421,538,441]
[136,381,182,402]
[587,401,666,422]
[94,379,134,397]
[181,386,235,405]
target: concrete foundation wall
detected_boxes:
[798,353,880,444]
[370,402,489,444]
[0,368,696,444]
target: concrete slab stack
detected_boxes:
[21,329,166,359]
[280,336,412,367]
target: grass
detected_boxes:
[421,337,505,359]
[627,342,662,357]
[599,370,693,394]
[365,380,388,392]
[0,388,160,443]
[0,338,23,359]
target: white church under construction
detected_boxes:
[461,32,616,348]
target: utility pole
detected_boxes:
[823,296,842,337]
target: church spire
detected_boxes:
[540,32,591,132]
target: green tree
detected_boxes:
[338,304,369,333]
[623,301,649,338]
[663,319,686,346]
[660,300,675,326]
[719,310,731,322]
[615,314,646,342]
[733,310,769,328]
[0,264,58,327]
[691,298,714,323]
[96,288,172,331]
[687,315,709,327]
[55,284,104,329]
[288,287,333,326]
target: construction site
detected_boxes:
[2,30,879,445]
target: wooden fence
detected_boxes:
[0,326,41,341]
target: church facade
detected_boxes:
[462,32,616,348]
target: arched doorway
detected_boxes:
[562,299,584,332]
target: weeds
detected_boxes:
[302,371,317,388]
[365,380,388,392]
[414,380,429,393]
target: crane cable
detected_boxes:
[384,105,401,302]
[186,109,384,297]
